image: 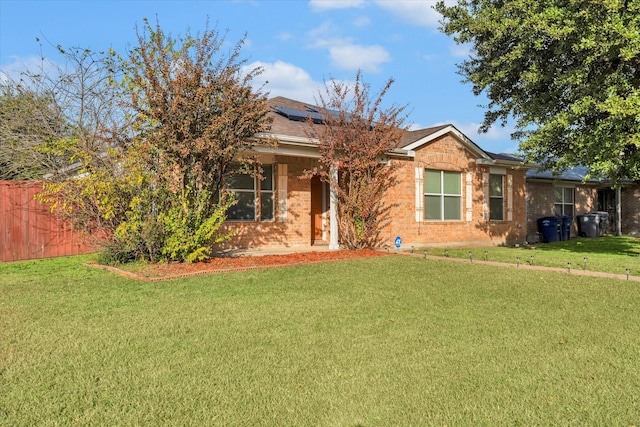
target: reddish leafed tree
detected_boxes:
[100,18,276,262]
[126,18,273,201]
[309,72,408,249]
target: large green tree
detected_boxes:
[436,0,640,182]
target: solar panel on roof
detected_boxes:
[307,111,325,124]
[273,106,326,124]
[307,105,342,119]
[273,106,308,121]
[273,105,359,125]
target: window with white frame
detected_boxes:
[489,174,504,220]
[554,187,574,216]
[424,169,462,221]
[225,164,274,221]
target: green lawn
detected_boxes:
[413,235,640,276]
[2,254,640,425]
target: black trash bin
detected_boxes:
[590,211,610,236]
[537,217,561,243]
[577,213,599,238]
[559,216,573,241]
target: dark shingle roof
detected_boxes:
[267,97,317,139]
[266,97,525,166]
[526,165,602,182]
[485,151,523,163]
[399,125,450,148]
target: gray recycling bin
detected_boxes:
[559,216,573,241]
[577,214,599,238]
[590,211,610,236]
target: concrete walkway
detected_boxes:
[213,244,333,258]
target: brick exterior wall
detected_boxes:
[525,181,597,239]
[380,135,528,248]
[217,156,321,250]
[216,134,532,250]
[621,184,640,236]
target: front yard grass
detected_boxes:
[2,254,639,425]
[414,235,640,276]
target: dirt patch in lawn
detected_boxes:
[87,249,388,282]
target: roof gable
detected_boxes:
[401,124,492,160]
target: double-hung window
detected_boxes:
[226,164,274,221]
[554,187,574,216]
[259,165,274,221]
[424,169,462,221]
[489,174,504,220]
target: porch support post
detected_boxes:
[329,165,340,250]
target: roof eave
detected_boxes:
[477,158,533,169]
[252,133,414,159]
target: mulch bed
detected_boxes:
[87,249,387,282]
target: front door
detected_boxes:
[597,188,617,233]
[310,176,325,244]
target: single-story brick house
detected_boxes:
[217,96,531,250]
[526,167,640,238]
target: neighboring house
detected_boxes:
[216,97,531,250]
[526,167,640,238]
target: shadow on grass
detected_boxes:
[534,236,640,257]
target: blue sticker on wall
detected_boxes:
[394,236,402,249]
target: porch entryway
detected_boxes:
[310,175,328,245]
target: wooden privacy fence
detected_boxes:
[0,181,96,262]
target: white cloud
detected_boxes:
[306,22,390,73]
[243,60,323,104]
[276,32,293,41]
[309,0,456,28]
[352,15,371,27]
[329,43,390,72]
[306,21,344,49]
[374,0,451,29]
[0,55,52,84]
[309,0,366,11]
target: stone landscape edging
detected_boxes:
[84,253,385,282]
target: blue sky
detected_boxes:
[0,0,518,154]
